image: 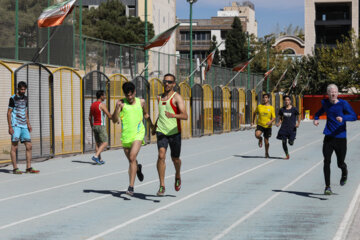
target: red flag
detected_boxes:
[37,0,76,28]
[292,72,300,88]
[264,67,275,80]
[232,58,253,72]
[144,23,180,50]
[205,51,215,72]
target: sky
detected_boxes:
[176,0,304,38]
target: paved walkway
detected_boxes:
[1,121,360,240]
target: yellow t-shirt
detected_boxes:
[255,104,275,128]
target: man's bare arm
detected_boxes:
[165,93,188,120]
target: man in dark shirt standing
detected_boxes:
[276,95,301,159]
[7,81,39,174]
[314,84,356,195]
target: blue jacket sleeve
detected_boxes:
[314,100,325,120]
[342,101,357,122]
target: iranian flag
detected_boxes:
[205,51,215,72]
[232,58,253,72]
[264,66,275,79]
[37,0,76,28]
[144,23,180,50]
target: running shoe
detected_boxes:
[99,159,105,165]
[136,164,144,182]
[126,186,134,196]
[175,178,181,191]
[157,186,165,196]
[284,154,290,160]
[13,168,22,174]
[258,137,263,148]
[340,175,347,186]
[25,167,40,174]
[324,186,332,195]
[91,156,101,165]
[265,153,270,158]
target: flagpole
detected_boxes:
[287,71,300,95]
[272,68,288,92]
[32,26,60,62]
[185,41,223,83]
[300,76,310,95]
[255,66,275,89]
[224,58,254,87]
[225,69,243,87]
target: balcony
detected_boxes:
[177,40,211,51]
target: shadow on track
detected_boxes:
[0,169,14,174]
[272,190,332,200]
[72,160,98,165]
[83,189,176,203]
[233,155,284,160]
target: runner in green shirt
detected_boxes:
[112,82,154,196]
[152,73,188,196]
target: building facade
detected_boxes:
[78,0,137,16]
[176,1,257,62]
[305,0,359,55]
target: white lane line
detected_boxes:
[333,183,360,240]
[0,147,261,231]
[84,161,276,240]
[0,143,239,203]
[213,132,360,240]
[333,133,360,240]
[84,138,323,240]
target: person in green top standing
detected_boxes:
[152,73,188,196]
[112,82,154,196]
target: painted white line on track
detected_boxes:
[84,138,323,240]
[0,142,239,202]
[0,138,239,185]
[332,133,360,240]
[0,147,260,230]
[84,161,276,240]
[333,182,360,240]
[213,132,360,240]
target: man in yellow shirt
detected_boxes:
[252,93,276,158]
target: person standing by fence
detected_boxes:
[7,81,39,174]
[313,84,357,195]
[89,90,112,165]
[152,73,188,196]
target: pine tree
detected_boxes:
[207,35,221,66]
[224,17,247,68]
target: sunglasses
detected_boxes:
[163,80,175,85]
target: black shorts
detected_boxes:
[156,132,182,158]
[256,125,272,139]
[277,127,297,141]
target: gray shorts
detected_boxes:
[93,125,108,144]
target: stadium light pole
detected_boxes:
[247,32,250,90]
[145,0,149,80]
[187,0,197,87]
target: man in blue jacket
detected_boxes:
[314,84,357,195]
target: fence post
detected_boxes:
[83,37,86,71]
[15,0,19,60]
[119,46,122,74]
[168,54,170,73]
[103,41,106,73]
[134,48,137,74]
[158,51,160,75]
